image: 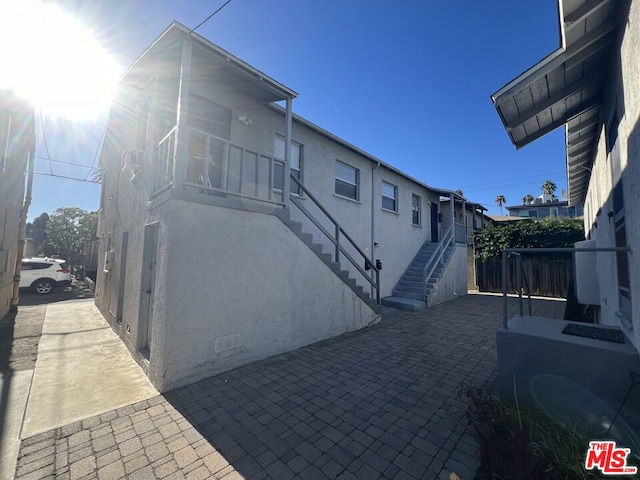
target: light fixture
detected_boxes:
[237,115,253,126]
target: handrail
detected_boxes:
[289,174,381,304]
[512,253,532,317]
[157,125,178,147]
[423,224,454,300]
[501,246,633,329]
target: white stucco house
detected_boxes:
[491,0,640,426]
[95,22,478,392]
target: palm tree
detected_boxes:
[541,180,557,195]
[495,194,506,215]
[522,193,534,205]
[454,189,464,197]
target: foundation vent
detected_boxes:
[214,334,242,353]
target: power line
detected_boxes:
[458,170,566,190]
[84,120,108,180]
[34,155,99,171]
[33,171,101,184]
[39,110,53,174]
[190,0,234,33]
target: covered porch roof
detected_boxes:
[123,21,298,104]
[491,0,621,206]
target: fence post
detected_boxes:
[502,250,508,329]
[516,255,523,316]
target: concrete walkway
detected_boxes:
[11,294,565,480]
[0,297,157,480]
[21,299,158,438]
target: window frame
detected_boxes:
[335,160,360,201]
[381,180,398,213]
[274,136,302,195]
[411,194,422,226]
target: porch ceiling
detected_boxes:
[125,21,297,104]
[491,0,620,206]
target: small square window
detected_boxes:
[335,161,359,200]
[382,181,397,212]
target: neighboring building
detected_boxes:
[492,0,640,418]
[506,198,583,219]
[81,238,100,282]
[0,90,35,319]
[25,225,46,257]
[95,22,478,391]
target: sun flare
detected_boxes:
[0,0,122,119]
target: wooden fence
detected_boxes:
[476,255,573,298]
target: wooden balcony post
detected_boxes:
[283,97,293,207]
[173,38,192,190]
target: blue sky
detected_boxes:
[7,0,567,220]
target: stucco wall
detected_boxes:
[426,244,467,307]
[583,0,640,351]
[151,200,379,391]
[0,95,31,319]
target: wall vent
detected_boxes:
[214,334,242,353]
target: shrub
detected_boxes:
[460,385,601,480]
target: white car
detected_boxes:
[20,257,72,294]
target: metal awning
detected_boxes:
[491,0,620,205]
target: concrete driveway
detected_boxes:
[11,294,565,480]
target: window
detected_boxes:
[335,161,359,200]
[274,136,302,195]
[382,181,397,212]
[608,115,632,325]
[412,194,421,225]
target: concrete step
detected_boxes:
[398,279,423,288]
[381,296,426,311]
[391,290,423,301]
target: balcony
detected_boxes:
[154,126,285,210]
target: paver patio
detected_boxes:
[14,294,565,480]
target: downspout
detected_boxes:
[371,161,379,297]
[11,150,34,310]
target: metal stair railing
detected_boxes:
[501,246,633,328]
[423,224,454,300]
[288,174,381,305]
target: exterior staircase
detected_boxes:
[274,208,381,313]
[382,241,453,311]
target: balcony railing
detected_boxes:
[454,222,467,243]
[154,126,177,193]
[182,127,284,207]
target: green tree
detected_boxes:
[473,217,585,262]
[522,194,534,205]
[541,180,557,195]
[455,189,464,197]
[495,194,506,215]
[44,207,98,264]
[32,212,49,229]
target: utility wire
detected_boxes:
[84,120,108,181]
[190,0,234,34]
[34,155,99,171]
[39,110,54,174]
[458,171,566,190]
[34,171,102,184]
